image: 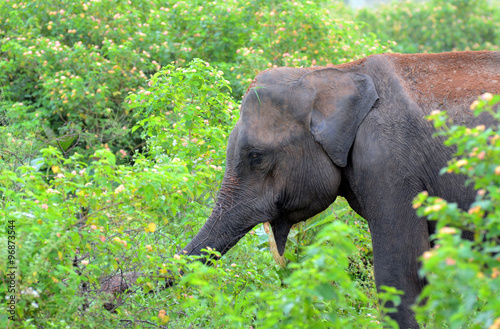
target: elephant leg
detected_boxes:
[369,209,430,329]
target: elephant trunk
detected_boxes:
[182,204,243,259]
[181,174,256,260]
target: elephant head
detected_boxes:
[182,67,378,258]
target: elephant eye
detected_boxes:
[247,151,263,166]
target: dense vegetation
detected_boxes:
[356,0,500,53]
[0,0,499,328]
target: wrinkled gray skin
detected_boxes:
[182,51,500,328]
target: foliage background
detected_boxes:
[0,0,499,328]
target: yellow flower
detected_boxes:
[481,92,493,101]
[439,227,456,234]
[445,258,456,266]
[489,317,500,329]
[431,204,443,212]
[422,251,433,260]
[114,184,125,194]
[468,205,481,214]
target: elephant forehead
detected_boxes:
[239,88,309,146]
[242,87,290,113]
[239,117,304,147]
[241,85,312,120]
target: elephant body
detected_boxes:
[183,51,500,328]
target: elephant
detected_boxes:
[182,50,500,328]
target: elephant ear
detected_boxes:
[298,68,378,167]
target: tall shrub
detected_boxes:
[413,94,500,328]
[356,0,500,53]
[0,0,390,161]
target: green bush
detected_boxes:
[167,222,389,329]
[413,94,500,328]
[0,0,390,161]
[3,0,499,327]
[227,0,391,95]
[0,60,236,328]
[0,147,192,327]
[356,0,500,53]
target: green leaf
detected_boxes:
[30,157,45,171]
[58,135,77,151]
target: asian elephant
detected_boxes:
[182,51,500,328]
